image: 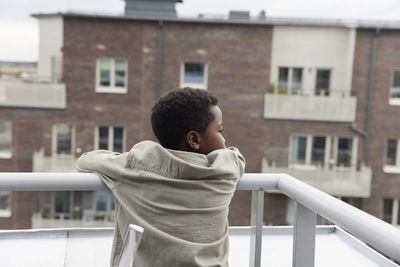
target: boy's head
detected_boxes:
[151,87,226,154]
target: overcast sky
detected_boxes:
[1,0,400,61]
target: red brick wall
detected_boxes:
[352,29,400,218]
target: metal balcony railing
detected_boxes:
[0,173,399,267]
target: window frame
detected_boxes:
[315,69,331,96]
[52,123,75,157]
[389,70,400,105]
[289,134,330,169]
[0,191,11,217]
[333,136,358,169]
[382,198,399,226]
[95,58,128,94]
[290,135,358,170]
[94,126,126,152]
[180,62,208,90]
[0,120,12,159]
[277,66,303,95]
[383,138,400,173]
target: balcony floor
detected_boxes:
[0,226,397,267]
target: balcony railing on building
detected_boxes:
[262,158,372,197]
[264,88,357,122]
[0,75,66,109]
[33,148,76,172]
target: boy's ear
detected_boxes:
[186,131,201,151]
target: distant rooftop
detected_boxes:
[31,10,400,29]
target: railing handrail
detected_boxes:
[0,172,399,263]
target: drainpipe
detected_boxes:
[156,20,164,99]
[363,28,380,165]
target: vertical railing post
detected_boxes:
[249,189,264,267]
[292,202,316,267]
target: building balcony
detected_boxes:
[263,91,357,122]
[0,78,66,109]
[0,173,399,267]
[33,148,76,172]
[262,159,372,197]
[31,213,114,229]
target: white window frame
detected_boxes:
[332,136,358,169]
[277,67,303,95]
[289,135,330,170]
[52,124,75,157]
[290,135,358,170]
[383,139,400,173]
[0,191,11,217]
[93,190,115,217]
[94,126,126,152]
[389,70,400,105]
[180,62,208,90]
[383,198,399,226]
[0,121,12,159]
[51,191,74,220]
[95,58,128,94]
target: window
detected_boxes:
[336,137,353,167]
[383,198,399,226]
[384,139,400,173]
[0,121,12,158]
[180,62,208,89]
[390,71,400,104]
[52,124,74,156]
[291,135,357,169]
[0,191,11,217]
[96,58,128,93]
[95,126,125,153]
[94,191,115,214]
[277,67,303,94]
[53,191,73,219]
[291,135,328,167]
[315,69,331,96]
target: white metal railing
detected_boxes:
[0,173,399,266]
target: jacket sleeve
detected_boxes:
[76,150,128,189]
[207,146,246,181]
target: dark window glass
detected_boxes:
[383,199,393,223]
[391,71,400,98]
[95,191,107,212]
[316,70,331,96]
[0,191,10,211]
[99,126,109,150]
[278,67,289,91]
[292,136,307,164]
[292,68,303,95]
[55,191,70,213]
[113,127,124,153]
[56,124,72,155]
[337,138,352,167]
[311,137,326,167]
[184,63,205,84]
[99,59,111,86]
[386,139,397,165]
[114,59,126,87]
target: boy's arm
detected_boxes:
[76,150,128,183]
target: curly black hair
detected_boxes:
[151,87,218,150]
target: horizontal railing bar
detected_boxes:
[0,172,399,262]
[278,174,400,263]
[0,172,280,191]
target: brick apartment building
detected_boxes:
[0,0,399,229]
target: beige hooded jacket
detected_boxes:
[76,140,245,267]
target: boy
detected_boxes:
[77,88,245,267]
